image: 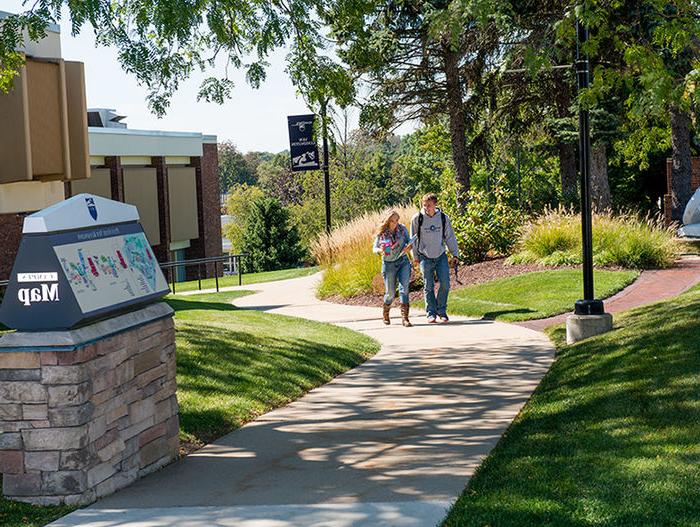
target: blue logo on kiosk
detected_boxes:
[86,197,98,220]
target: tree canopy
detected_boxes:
[2,0,700,218]
[0,0,337,115]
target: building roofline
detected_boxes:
[88,127,204,139]
[0,11,61,34]
[88,127,212,157]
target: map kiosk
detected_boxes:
[0,193,170,331]
[0,194,179,505]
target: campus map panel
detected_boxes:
[53,232,168,314]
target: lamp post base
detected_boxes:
[574,299,605,315]
[566,312,613,344]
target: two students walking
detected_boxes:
[373,193,460,327]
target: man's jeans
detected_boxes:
[382,255,411,305]
[420,252,450,317]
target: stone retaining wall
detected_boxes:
[0,303,179,505]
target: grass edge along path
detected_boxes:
[442,283,700,527]
[418,269,639,322]
[0,494,75,527]
[167,290,380,448]
[171,266,319,293]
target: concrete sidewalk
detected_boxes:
[51,274,554,527]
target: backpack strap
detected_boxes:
[441,211,446,241]
[417,213,424,254]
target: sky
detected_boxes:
[4,1,374,153]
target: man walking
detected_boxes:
[410,193,460,323]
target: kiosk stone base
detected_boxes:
[0,303,179,505]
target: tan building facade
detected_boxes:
[0,128,222,281]
[0,12,221,280]
[68,128,222,277]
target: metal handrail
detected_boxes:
[159,254,242,268]
[160,253,248,294]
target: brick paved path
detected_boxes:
[517,255,700,332]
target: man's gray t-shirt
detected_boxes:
[410,208,459,260]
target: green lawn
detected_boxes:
[0,289,378,526]
[443,284,700,526]
[0,495,74,527]
[417,269,639,322]
[170,266,319,293]
[166,290,379,446]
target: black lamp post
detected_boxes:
[319,99,332,235]
[574,19,604,316]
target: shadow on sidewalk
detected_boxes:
[91,337,553,509]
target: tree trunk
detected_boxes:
[443,44,470,211]
[590,143,612,211]
[342,109,350,180]
[558,142,578,207]
[553,72,577,207]
[671,108,693,222]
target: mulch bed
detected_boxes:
[180,440,205,458]
[324,257,572,307]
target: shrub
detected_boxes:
[445,188,524,264]
[312,205,416,298]
[509,209,679,269]
[313,190,524,297]
[224,184,265,252]
[241,197,305,272]
[289,199,327,264]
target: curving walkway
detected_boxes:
[50,274,554,527]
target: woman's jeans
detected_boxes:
[420,252,450,317]
[382,255,411,305]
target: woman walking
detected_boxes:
[373,210,414,327]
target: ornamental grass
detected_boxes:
[312,205,416,298]
[508,209,679,269]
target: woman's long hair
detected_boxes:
[376,210,399,236]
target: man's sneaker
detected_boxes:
[427,315,437,324]
[438,315,449,324]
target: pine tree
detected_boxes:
[240,197,305,272]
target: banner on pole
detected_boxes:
[287,114,320,172]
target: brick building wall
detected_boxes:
[186,143,222,279]
[0,214,25,281]
[1,144,221,282]
[664,158,700,224]
[151,156,172,265]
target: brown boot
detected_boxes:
[401,303,412,327]
[383,303,391,325]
